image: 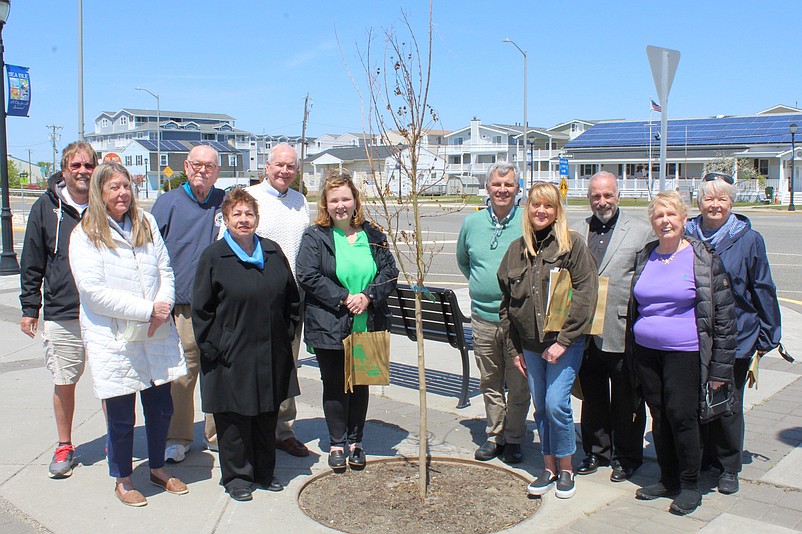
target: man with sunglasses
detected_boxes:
[152,144,226,463]
[571,171,653,482]
[20,141,98,479]
[456,162,529,464]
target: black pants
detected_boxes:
[213,411,278,491]
[578,343,646,469]
[316,348,369,448]
[702,358,750,473]
[634,345,701,489]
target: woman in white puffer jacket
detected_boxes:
[70,162,188,507]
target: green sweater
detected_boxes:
[456,207,523,322]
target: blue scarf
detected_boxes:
[223,230,264,269]
[182,182,212,205]
[688,213,746,249]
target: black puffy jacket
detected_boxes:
[296,223,399,351]
[627,237,737,411]
[19,173,84,321]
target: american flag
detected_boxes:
[650,99,662,112]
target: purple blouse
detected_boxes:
[633,245,699,352]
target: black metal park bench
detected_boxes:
[386,284,473,409]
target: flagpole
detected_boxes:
[648,100,653,198]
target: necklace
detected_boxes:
[656,240,685,264]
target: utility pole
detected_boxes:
[47,124,62,172]
[299,93,311,195]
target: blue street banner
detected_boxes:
[7,64,31,117]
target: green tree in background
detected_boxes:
[7,159,21,188]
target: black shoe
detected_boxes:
[577,454,607,475]
[348,447,366,469]
[718,472,739,495]
[527,470,557,496]
[257,478,284,492]
[328,450,347,470]
[635,481,681,501]
[501,443,523,464]
[555,471,576,499]
[228,485,253,502]
[669,488,702,515]
[610,460,634,482]
[474,441,504,461]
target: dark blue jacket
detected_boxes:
[686,214,781,359]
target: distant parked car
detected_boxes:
[224,184,246,193]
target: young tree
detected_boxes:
[345,1,461,498]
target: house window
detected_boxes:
[492,136,502,144]
[135,155,143,166]
[202,133,215,140]
[228,154,237,167]
[120,116,128,125]
[125,156,132,166]
[753,159,769,176]
[580,164,598,176]
[101,118,110,128]
[160,154,168,167]
[453,137,464,145]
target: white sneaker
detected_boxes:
[164,443,187,463]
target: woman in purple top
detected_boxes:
[627,191,736,516]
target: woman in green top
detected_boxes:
[296,171,398,471]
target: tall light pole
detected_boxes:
[0,0,19,275]
[502,38,529,188]
[136,87,161,195]
[78,0,84,141]
[790,123,798,212]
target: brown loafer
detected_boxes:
[115,484,147,507]
[150,473,189,495]
[275,437,310,457]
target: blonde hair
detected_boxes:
[522,182,571,256]
[313,170,366,228]
[81,163,152,249]
[648,190,688,220]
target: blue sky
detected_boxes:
[6,0,801,164]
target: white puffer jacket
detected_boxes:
[70,211,187,400]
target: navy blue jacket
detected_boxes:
[686,214,781,359]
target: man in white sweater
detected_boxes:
[246,143,311,456]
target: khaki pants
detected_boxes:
[275,323,303,440]
[167,305,216,447]
[472,316,531,445]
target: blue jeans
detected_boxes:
[523,337,584,458]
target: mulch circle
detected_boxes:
[298,456,541,533]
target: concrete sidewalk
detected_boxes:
[1,273,801,533]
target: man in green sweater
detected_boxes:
[456,162,530,464]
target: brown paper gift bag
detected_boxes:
[343,330,391,393]
[543,269,608,337]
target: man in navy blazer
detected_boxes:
[571,172,653,482]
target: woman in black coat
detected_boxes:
[296,170,398,471]
[192,189,300,502]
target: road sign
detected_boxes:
[646,46,680,104]
[559,158,569,177]
[163,166,174,178]
[103,152,121,163]
[559,177,568,199]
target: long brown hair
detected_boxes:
[521,182,571,256]
[313,170,366,227]
[81,163,152,249]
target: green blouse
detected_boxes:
[333,227,378,332]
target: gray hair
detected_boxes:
[587,171,619,196]
[268,142,298,165]
[696,177,736,206]
[486,161,516,182]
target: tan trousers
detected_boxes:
[275,324,303,440]
[167,305,216,447]
[472,316,531,445]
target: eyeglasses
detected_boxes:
[68,162,96,171]
[187,160,218,172]
[702,172,734,184]
[490,224,504,250]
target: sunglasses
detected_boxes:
[702,172,734,184]
[68,162,96,171]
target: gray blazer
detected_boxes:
[571,210,653,353]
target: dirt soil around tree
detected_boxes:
[298,458,541,533]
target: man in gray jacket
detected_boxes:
[571,171,653,482]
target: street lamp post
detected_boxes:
[788,123,796,211]
[0,0,19,275]
[135,87,161,195]
[502,38,529,188]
